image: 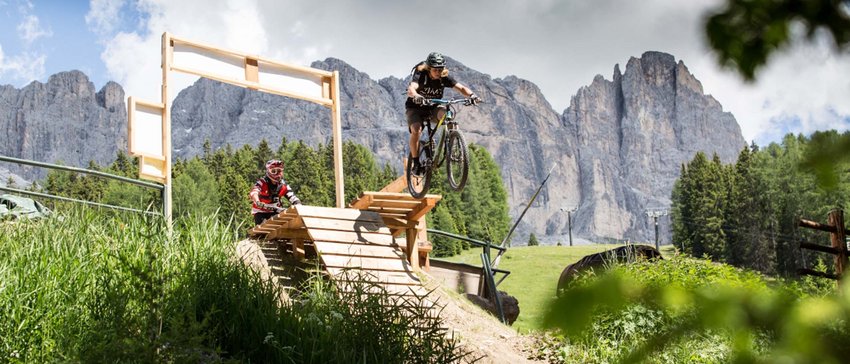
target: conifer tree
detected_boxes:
[528,233,539,246]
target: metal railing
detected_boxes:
[0,154,166,217]
[427,228,510,324]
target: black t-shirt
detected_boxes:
[405,68,458,108]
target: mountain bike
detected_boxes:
[406,97,476,199]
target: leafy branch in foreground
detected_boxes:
[543,263,850,363]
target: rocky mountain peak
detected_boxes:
[1,52,745,245]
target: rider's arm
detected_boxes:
[407,81,421,98]
[249,185,261,204]
[453,83,475,98]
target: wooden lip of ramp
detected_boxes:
[248,193,440,297]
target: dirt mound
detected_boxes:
[236,238,544,363]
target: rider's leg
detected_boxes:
[435,106,447,122]
[406,108,424,159]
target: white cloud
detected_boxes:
[16,14,52,44]
[0,43,47,82]
[85,0,126,36]
[93,0,850,145]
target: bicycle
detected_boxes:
[406,97,476,199]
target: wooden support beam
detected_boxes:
[292,239,305,260]
[407,197,439,222]
[800,242,844,255]
[798,268,841,280]
[828,210,847,277]
[799,218,838,233]
[405,227,419,271]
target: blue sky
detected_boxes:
[1,0,849,147]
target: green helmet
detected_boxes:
[426,52,445,68]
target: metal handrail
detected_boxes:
[0,154,165,216]
[427,228,507,252]
[0,186,160,216]
[0,155,162,190]
[427,228,509,324]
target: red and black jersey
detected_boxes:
[250,176,298,214]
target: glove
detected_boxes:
[469,94,481,105]
[412,94,425,105]
[291,197,302,206]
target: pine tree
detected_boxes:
[255,139,275,171]
[528,233,539,246]
[173,158,220,218]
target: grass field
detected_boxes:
[440,244,677,333]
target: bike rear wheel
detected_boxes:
[446,130,469,191]
[407,155,433,199]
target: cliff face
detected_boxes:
[564,52,744,241]
[0,71,126,180]
[0,52,744,244]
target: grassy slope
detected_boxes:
[439,244,676,333]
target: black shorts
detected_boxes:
[405,106,445,131]
[253,212,275,225]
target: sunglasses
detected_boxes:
[269,168,282,174]
[430,67,444,72]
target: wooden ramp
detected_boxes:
[248,195,440,298]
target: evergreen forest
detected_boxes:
[35,139,511,257]
[672,131,850,277]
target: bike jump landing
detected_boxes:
[248,192,441,299]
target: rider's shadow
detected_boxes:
[352,210,381,243]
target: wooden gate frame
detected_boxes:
[129,32,345,225]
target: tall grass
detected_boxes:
[0,209,470,363]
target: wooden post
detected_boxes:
[330,71,345,208]
[829,210,847,278]
[292,239,305,261]
[798,209,847,284]
[161,32,173,230]
[405,227,419,271]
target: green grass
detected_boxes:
[0,209,471,363]
[440,244,676,333]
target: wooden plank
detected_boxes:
[370,198,422,208]
[321,255,412,273]
[378,175,407,193]
[301,216,392,235]
[308,229,395,245]
[266,228,311,241]
[327,269,421,286]
[334,283,430,298]
[381,216,416,230]
[312,242,405,259]
[407,198,439,222]
[349,194,374,209]
[360,206,415,215]
[295,205,384,223]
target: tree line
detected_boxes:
[36,139,510,257]
[672,130,850,277]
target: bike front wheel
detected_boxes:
[446,130,469,191]
[407,155,433,199]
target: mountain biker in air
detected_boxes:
[406,52,480,176]
[249,159,301,225]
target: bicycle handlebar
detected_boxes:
[424,97,477,106]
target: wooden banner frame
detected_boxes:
[127,97,167,183]
[127,32,346,225]
[162,33,345,209]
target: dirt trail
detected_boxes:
[236,239,544,363]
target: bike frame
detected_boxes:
[420,99,465,170]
